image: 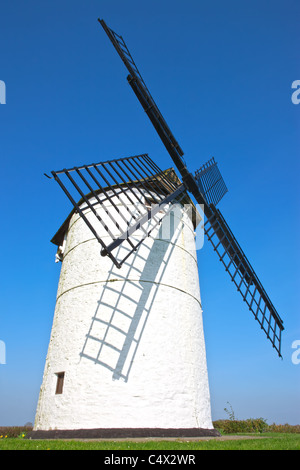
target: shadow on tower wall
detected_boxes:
[80,208,185,382]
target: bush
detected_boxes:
[0,426,33,438]
[267,423,300,434]
[213,418,269,434]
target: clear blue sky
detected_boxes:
[0,0,299,426]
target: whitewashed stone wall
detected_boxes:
[34,193,213,430]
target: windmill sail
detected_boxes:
[98,19,188,182]
[195,157,228,206]
[99,19,184,159]
[204,203,284,356]
[195,159,284,355]
[49,154,187,269]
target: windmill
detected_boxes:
[31,20,284,439]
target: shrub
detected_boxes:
[213,418,268,434]
[267,423,300,434]
[0,426,33,438]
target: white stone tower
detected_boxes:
[33,173,217,438]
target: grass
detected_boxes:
[0,433,299,450]
[1,423,299,450]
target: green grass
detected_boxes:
[0,433,299,450]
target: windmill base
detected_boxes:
[26,427,221,440]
